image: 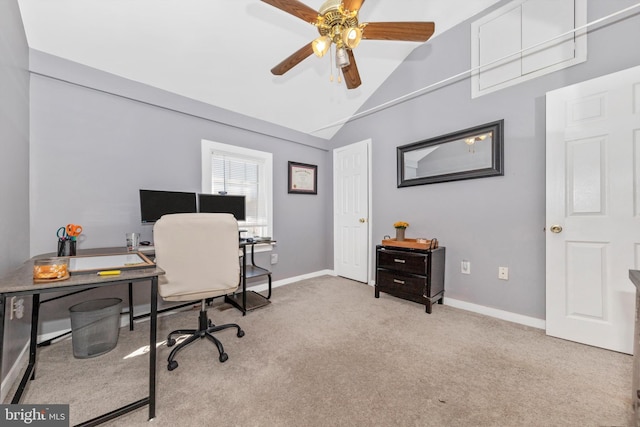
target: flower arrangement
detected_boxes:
[394,221,409,229]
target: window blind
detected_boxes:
[210,153,268,235]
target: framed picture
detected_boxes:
[288,161,317,194]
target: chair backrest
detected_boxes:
[153,213,240,301]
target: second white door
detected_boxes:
[333,140,371,283]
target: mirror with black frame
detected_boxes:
[397,120,504,187]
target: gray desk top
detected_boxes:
[630,270,640,291]
[0,247,164,296]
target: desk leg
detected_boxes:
[128,283,134,331]
[242,246,247,316]
[11,294,39,403]
[0,295,5,399]
[266,274,272,300]
[149,277,158,420]
[28,294,39,380]
[251,243,272,300]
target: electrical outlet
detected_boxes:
[498,267,509,280]
[271,253,278,265]
[461,260,471,275]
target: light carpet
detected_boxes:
[11,276,634,426]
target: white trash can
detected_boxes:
[69,298,122,359]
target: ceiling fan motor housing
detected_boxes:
[317,0,359,46]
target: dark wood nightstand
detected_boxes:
[375,245,445,313]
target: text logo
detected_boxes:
[0,405,69,426]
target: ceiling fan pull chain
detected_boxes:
[329,44,334,82]
[329,44,342,84]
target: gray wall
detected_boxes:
[0,1,29,276]
[26,54,332,333]
[328,0,640,320]
[0,0,31,385]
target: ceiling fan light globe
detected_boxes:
[312,36,331,57]
[342,27,362,49]
[336,47,350,68]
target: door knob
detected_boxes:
[550,225,563,233]
[359,218,366,223]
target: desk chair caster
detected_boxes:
[165,300,245,371]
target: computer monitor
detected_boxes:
[139,189,197,223]
[198,194,246,221]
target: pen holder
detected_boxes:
[57,239,76,257]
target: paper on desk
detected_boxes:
[69,253,150,273]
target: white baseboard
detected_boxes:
[443,297,546,329]
[367,280,544,330]
[249,269,335,293]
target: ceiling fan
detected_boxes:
[261,0,435,89]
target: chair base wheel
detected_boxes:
[164,303,243,370]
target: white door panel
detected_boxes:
[334,141,370,283]
[546,65,640,354]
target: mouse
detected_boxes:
[140,241,151,246]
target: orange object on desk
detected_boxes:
[33,258,69,281]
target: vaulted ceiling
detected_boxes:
[17,0,501,139]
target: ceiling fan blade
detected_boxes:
[342,0,365,12]
[261,0,319,24]
[342,50,362,89]
[362,22,435,42]
[270,42,315,75]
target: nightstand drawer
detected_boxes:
[377,250,427,275]
[375,245,445,314]
[376,269,428,296]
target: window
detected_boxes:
[201,140,273,238]
[471,0,587,98]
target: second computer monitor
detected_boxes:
[198,194,246,221]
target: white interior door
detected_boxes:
[546,65,640,354]
[333,140,371,283]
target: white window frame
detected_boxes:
[201,140,273,251]
[471,0,587,98]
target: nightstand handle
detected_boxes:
[393,279,405,285]
[394,259,405,263]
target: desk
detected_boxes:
[225,240,274,315]
[0,252,164,427]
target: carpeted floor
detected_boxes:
[10,276,635,426]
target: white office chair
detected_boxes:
[153,213,244,371]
